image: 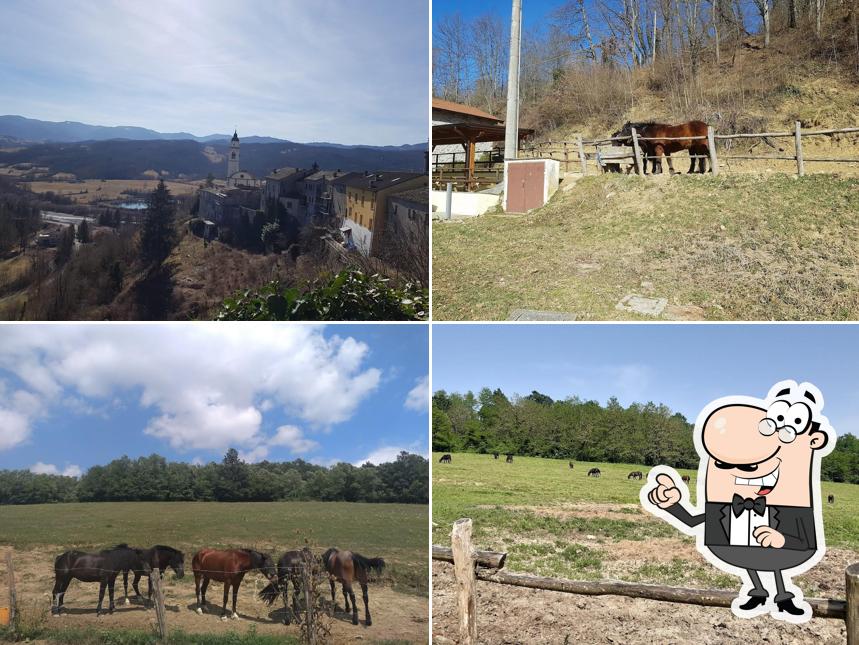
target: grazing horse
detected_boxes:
[439,453,452,463]
[493,452,500,460]
[828,494,835,504]
[681,475,691,484]
[192,548,277,620]
[587,468,601,478]
[505,454,514,463]
[569,461,575,469]
[259,548,314,625]
[122,545,184,606]
[322,548,385,626]
[613,121,710,174]
[628,471,643,480]
[52,545,151,616]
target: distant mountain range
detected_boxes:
[0,115,424,150]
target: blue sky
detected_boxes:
[0,0,428,145]
[433,324,859,438]
[0,324,429,476]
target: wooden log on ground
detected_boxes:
[847,563,859,645]
[433,545,507,569]
[150,568,168,639]
[451,519,477,645]
[475,570,846,619]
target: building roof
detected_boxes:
[304,169,347,182]
[389,188,428,207]
[330,171,363,186]
[431,123,534,147]
[266,167,300,180]
[432,98,502,124]
[336,171,425,193]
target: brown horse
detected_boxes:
[613,121,710,174]
[322,547,385,626]
[192,548,277,620]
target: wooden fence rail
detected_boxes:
[512,123,859,178]
[434,518,859,644]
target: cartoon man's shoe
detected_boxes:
[776,598,805,616]
[738,596,767,611]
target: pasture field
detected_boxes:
[0,501,428,644]
[24,179,201,204]
[432,173,859,321]
[432,452,857,644]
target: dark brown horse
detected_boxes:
[682,475,691,484]
[52,545,151,616]
[613,121,710,174]
[192,548,277,620]
[439,454,452,463]
[322,547,385,626]
[628,471,643,480]
[258,548,314,625]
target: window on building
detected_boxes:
[369,218,373,230]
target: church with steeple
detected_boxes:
[225,129,261,188]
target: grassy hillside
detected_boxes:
[432,173,859,321]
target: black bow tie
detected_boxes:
[732,494,766,517]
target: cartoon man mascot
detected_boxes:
[641,380,835,623]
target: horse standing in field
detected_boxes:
[322,547,385,626]
[439,454,452,463]
[122,545,184,606]
[192,548,277,620]
[613,121,710,174]
[628,471,643,480]
[587,468,601,478]
[258,548,314,625]
[52,545,151,616]
[569,461,575,469]
[493,452,500,459]
[682,475,691,484]
[506,454,514,463]
[828,494,835,504]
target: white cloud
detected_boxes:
[29,462,81,477]
[238,445,270,464]
[405,375,429,412]
[0,325,381,454]
[269,425,319,455]
[353,446,407,466]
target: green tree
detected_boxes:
[140,179,177,264]
[77,218,90,243]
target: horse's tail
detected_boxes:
[352,553,385,576]
[258,580,281,605]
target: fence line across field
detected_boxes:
[434,518,859,645]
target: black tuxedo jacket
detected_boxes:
[666,501,816,551]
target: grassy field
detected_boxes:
[432,173,859,321]
[1,501,427,644]
[25,179,200,203]
[432,452,859,591]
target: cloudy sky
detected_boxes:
[0,324,428,476]
[0,0,428,145]
[434,324,859,437]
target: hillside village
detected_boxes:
[197,130,428,259]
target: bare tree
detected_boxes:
[751,0,771,46]
[470,13,507,112]
[434,13,470,101]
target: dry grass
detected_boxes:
[25,179,201,204]
[432,173,859,321]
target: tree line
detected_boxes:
[0,449,428,505]
[434,0,859,135]
[432,388,859,483]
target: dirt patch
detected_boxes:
[432,561,845,644]
[477,503,642,522]
[5,546,427,643]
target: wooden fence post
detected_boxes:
[150,568,167,640]
[707,127,719,175]
[563,142,569,174]
[452,518,477,645]
[577,136,587,175]
[795,121,805,176]
[5,551,16,632]
[631,128,644,176]
[302,561,317,645]
[848,563,859,645]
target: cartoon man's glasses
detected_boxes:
[758,400,812,444]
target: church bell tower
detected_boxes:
[227,129,240,178]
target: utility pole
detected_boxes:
[504,0,522,160]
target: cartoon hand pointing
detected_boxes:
[647,473,682,509]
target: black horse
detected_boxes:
[506,454,514,463]
[439,454,452,463]
[587,468,601,477]
[52,544,151,616]
[258,547,314,625]
[568,461,575,469]
[122,545,185,606]
[492,452,499,460]
[828,494,835,504]
[628,471,643,480]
